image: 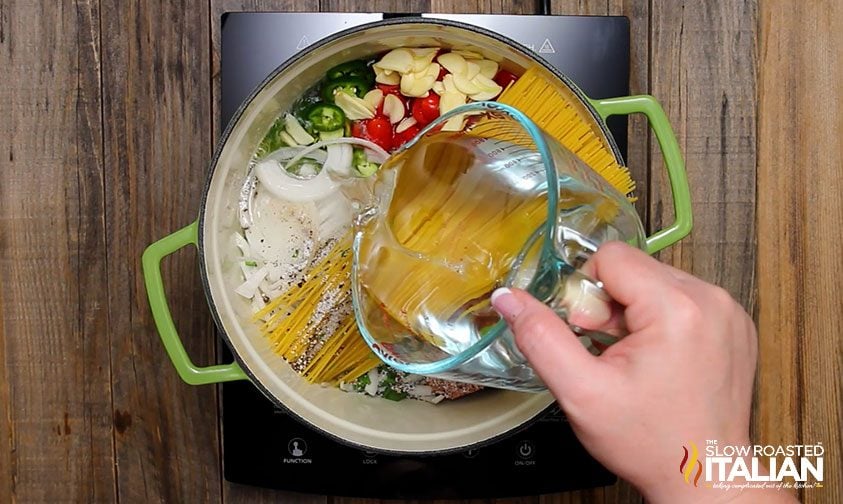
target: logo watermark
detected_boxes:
[680,440,824,490]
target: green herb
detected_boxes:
[382,388,407,401]
[244,260,257,267]
[353,373,371,392]
[257,117,288,156]
[292,249,299,259]
[380,374,395,388]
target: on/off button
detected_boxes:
[517,440,535,459]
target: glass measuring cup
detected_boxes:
[351,102,646,391]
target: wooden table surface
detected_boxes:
[1,0,840,502]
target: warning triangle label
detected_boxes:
[296,35,310,50]
[538,38,556,54]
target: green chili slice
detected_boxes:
[321,77,371,102]
[305,103,346,132]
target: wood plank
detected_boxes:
[429,0,536,14]
[321,0,431,13]
[650,0,766,491]
[0,0,116,501]
[649,0,758,303]
[757,1,843,502]
[100,0,222,501]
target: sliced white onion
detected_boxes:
[317,194,352,240]
[364,368,380,396]
[235,267,268,298]
[232,232,251,258]
[250,295,267,313]
[285,138,389,170]
[324,143,353,178]
[264,146,328,165]
[255,159,340,203]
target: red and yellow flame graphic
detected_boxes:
[680,442,703,486]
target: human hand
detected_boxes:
[491,242,795,503]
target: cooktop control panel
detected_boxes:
[223,380,613,498]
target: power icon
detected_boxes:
[517,440,535,459]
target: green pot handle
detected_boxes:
[590,95,693,253]
[142,220,248,385]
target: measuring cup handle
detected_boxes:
[590,95,693,254]
[142,220,248,385]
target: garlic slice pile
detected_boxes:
[372,48,506,132]
[437,52,502,101]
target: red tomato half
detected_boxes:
[351,116,394,152]
[394,124,421,148]
[376,84,401,96]
[411,94,441,127]
[493,69,518,89]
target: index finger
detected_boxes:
[581,241,683,316]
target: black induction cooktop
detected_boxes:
[219,12,629,499]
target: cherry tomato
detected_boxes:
[394,124,421,148]
[351,116,394,152]
[493,69,518,89]
[437,66,448,81]
[376,84,400,95]
[411,94,441,127]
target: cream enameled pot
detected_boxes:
[142,19,690,454]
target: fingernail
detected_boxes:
[491,287,525,319]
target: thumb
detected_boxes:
[491,287,599,399]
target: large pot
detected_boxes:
[142,19,691,454]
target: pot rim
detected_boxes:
[197,17,623,454]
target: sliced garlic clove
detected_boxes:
[375,70,400,85]
[468,89,501,101]
[478,59,499,79]
[453,73,481,95]
[437,52,467,75]
[432,80,446,96]
[373,64,400,85]
[401,72,437,97]
[410,47,438,59]
[363,89,384,110]
[383,93,405,124]
[452,49,483,60]
[465,61,481,80]
[395,116,417,134]
[471,73,503,94]
[377,48,414,73]
[440,90,467,114]
[410,47,438,73]
[441,115,465,131]
[284,114,315,145]
[442,74,457,94]
[335,92,375,120]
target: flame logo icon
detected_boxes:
[680,442,703,486]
